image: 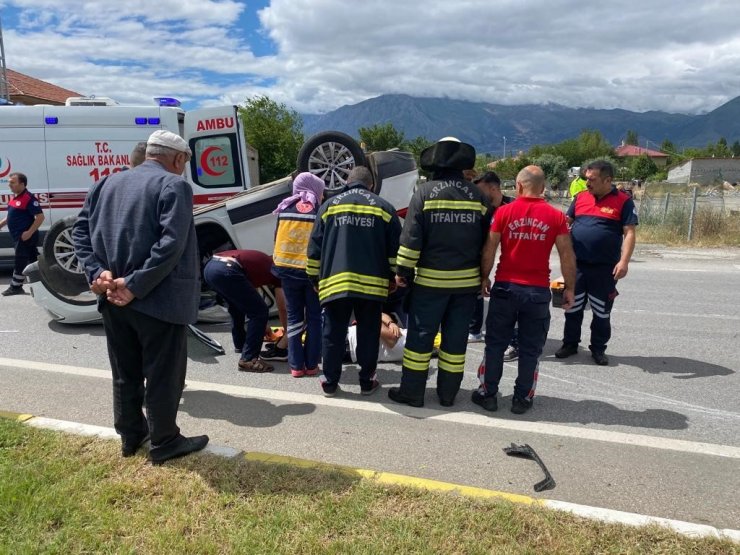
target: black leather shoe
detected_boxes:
[555,343,578,358]
[471,391,498,412]
[1,286,24,296]
[388,387,424,407]
[591,351,609,366]
[438,397,455,407]
[149,434,209,465]
[121,433,150,457]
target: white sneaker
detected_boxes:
[503,345,519,361]
[467,332,484,343]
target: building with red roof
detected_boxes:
[5,68,82,106]
[614,144,669,167]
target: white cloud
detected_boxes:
[3,0,740,115]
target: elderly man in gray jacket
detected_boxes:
[73,130,208,464]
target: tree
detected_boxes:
[491,155,532,180]
[358,122,405,152]
[532,153,568,188]
[630,154,658,180]
[732,140,740,158]
[238,95,304,184]
[625,130,639,146]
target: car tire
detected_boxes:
[297,131,366,194]
[39,216,90,297]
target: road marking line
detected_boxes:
[2,356,740,459]
[10,414,740,542]
[613,309,740,321]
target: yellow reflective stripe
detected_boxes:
[388,257,397,266]
[403,358,430,371]
[404,348,433,363]
[438,350,466,364]
[273,254,306,269]
[423,200,485,212]
[397,245,420,260]
[438,359,465,373]
[319,282,388,301]
[320,271,388,288]
[323,204,392,222]
[415,276,480,288]
[416,266,479,279]
[306,259,320,267]
[396,255,417,269]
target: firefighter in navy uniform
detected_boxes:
[388,137,487,408]
[306,166,401,397]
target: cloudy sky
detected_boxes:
[1,0,739,115]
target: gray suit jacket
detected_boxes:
[72,160,200,325]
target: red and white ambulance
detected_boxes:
[0,97,254,262]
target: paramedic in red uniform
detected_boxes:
[474,165,576,414]
[0,172,45,296]
[555,160,638,366]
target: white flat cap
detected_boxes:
[147,130,192,156]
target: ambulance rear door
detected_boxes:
[184,106,250,209]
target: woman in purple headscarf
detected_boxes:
[269,172,326,377]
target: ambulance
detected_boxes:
[0,97,254,264]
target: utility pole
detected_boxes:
[0,16,9,103]
[503,136,507,159]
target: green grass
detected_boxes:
[1,419,737,554]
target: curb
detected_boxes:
[2,411,738,543]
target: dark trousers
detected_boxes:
[203,258,268,361]
[11,235,39,287]
[101,303,187,447]
[563,263,618,354]
[481,282,550,400]
[469,295,519,347]
[282,275,322,371]
[399,287,477,403]
[322,297,382,387]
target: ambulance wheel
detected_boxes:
[297,131,366,193]
[43,216,85,276]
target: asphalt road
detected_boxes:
[1,245,739,530]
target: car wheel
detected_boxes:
[43,216,85,276]
[297,131,366,193]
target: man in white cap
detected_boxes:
[72,129,209,464]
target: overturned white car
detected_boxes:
[24,131,418,326]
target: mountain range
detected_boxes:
[302,94,740,154]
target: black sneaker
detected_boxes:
[503,345,519,361]
[471,391,498,412]
[321,382,339,397]
[360,379,381,396]
[555,343,578,359]
[511,396,533,415]
[1,286,24,296]
[260,343,288,361]
[591,351,609,366]
[387,387,424,407]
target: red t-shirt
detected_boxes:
[491,197,569,288]
[218,250,281,288]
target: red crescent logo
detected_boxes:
[200,146,226,177]
[0,159,11,178]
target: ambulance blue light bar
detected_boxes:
[148,118,160,125]
[155,97,181,107]
[135,117,147,125]
[45,117,59,124]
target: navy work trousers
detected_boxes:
[321,297,382,388]
[563,263,618,354]
[481,282,550,401]
[203,258,268,361]
[282,275,322,371]
[11,234,39,287]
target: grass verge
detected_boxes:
[1,419,737,554]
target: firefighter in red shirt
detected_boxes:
[475,166,576,414]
